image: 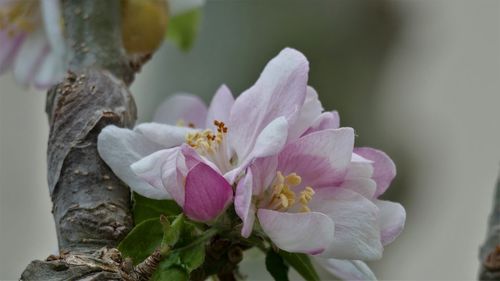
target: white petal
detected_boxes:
[34,51,64,89]
[258,209,335,255]
[97,125,169,199]
[249,117,288,159]
[134,122,196,147]
[168,0,205,16]
[311,188,383,260]
[375,200,406,246]
[131,147,184,202]
[288,86,323,140]
[40,0,65,57]
[153,94,208,127]
[13,29,49,85]
[205,84,234,129]
[235,171,255,238]
[314,257,377,281]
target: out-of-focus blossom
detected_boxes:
[0,0,205,89]
[0,0,65,89]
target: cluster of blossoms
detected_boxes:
[0,0,204,89]
[98,48,405,279]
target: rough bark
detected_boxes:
[20,1,152,280]
[480,172,500,280]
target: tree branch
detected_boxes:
[479,172,500,280]
[20,1,151,279]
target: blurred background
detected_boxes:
[1,0,499,279]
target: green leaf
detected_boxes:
[167,9,201,51]
[118,218,163,265]
[279,251,320,281]
[161,214,184,249]
[133,192,181,224]
[180,240,205,272]
[151,265,189,281]
[266,249,289,281]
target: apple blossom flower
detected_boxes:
[0,0,65,88]
[98,47,405,279]
[98,48,311,222]
[234,111,405,279]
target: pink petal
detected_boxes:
[303,111,340,135]
[153,94,208,128]
[235,171,255,237]
[135,122,196,148]
[354,147,396,198]
[180,144,221,174]
[205,84,234,129]
[97,125,169,199]
[288,86,323,140]
[184,162,233,222]
[278,128,354,188]
[130,147,183,201]
[313,258,376,281]
[0,32,24,74]
[375,200,405,246]
[311,188,383,260]
[229,48,309,160]
[249,156,278,195]
[258,209,334,255]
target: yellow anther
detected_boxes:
[285,173,302,186]
[279,194,289,208]
[298,186,315,212]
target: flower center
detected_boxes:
[263,171,315,212]
[0,1,39,37]
[185,120,232,173]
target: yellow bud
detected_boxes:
[121,0,169,54]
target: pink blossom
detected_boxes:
[98,48,405,279]
[99,48,310,222]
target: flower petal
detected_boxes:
[311,188,383,260]
[34,51,64,89]
[278,128,355,188]
[314,258,377,281]
[135,122,196,148]
[184,162,233,222]
[229,48,309,160]
[257,209,334,255]
[303,111,340,135]
[224,118,288,184]
[97,125,169,198]
[288,86,323,140]
[153,94,208,128]
[40,0,65,57]
[354,147,396,198]
[249,156,278,195]
[169,0,205,16]
[375,200,405,246]
[205,84,234,129]
[235,170,255,237]
[130,147,183,201]
[13,29,49,86]
[249,117,289,159]
[0,32,24,74]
